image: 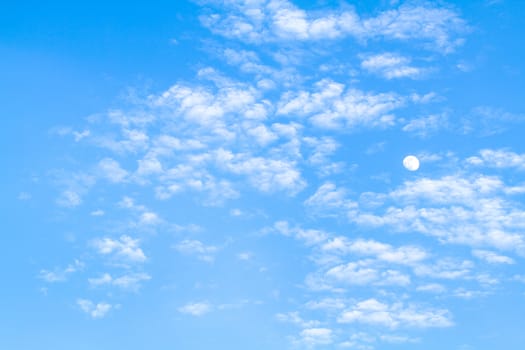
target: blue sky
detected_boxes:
[2,0,525,349]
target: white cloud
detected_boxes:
[77,299,113,319]
[321,237,428,265]
[92,235,147,262]
[467,149,525,170]
[276,312,320,328]
[302,137,341,176]
[98,158,128,183]
[461,107,525,135]
[298,328,334,346]
[136,155,163,176]
[347,174,525,253]
[94,126,150,154]
[52,171,95,208]
[380,334,420,344]
[73,129,90,141]
[201,1,467,52]
[413,259,473,280]
[118,196,144,210]
[222,48,275,77]
[88,273,112,286]
[305,298,347,311]
[472,250,514,264]
[416,283,446,293]
[237,252,253,261]
[214,149,306,194]
[56,190,82,207]
[88,272,151,290]
[453,288,491,299]
[273,221,329,246]
[278,79,402,129]
[338,299,453,328]
[325,261,410,287]
[174,239,218,262]
[39,260,84,282]
[402,114,448,137]
[139,211,161,225]
[230,208,243,216]
[304,182,357,216]
[361,53,426,79]
[178,302,212,316]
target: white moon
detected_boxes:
[403,155,420,171]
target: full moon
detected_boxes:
[403,155,420,171]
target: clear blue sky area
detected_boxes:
[2,1,525,349]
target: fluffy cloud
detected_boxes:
[472,250,515,264]
[77,299,114,319]
[214,149,306,194]
[467,149,525,170]
[322,237,428,265]
[278,79,403,129]
[92,235,147,262]
[325,262,411,286]
[298,328,334,346]
[337,175,525,253]
[338,299,453,328]
[272,220,329,246]
[201,0,467,52]
[361,53,426,79]
[97,158,129,183]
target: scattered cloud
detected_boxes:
[56,190,82,207]
[39,260,84,282]
[361,53,427,79]
[178,301,212,316]
[278,79,402,129]
[201,1,468,52]
[338,299,453,328]
[92,235,147,263]
[297,328,334,347]
[77,299,114,319]
[472,250,515,264]
[97,158,129,183]
[402,114,448,137]
[174,239,218,262]
[88,272,151,290]
[276,311,320,328]
[467,149,525,170]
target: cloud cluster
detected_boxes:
[307,173,525,254]
[338,298,452,328]
[201,0,467,52]
[77,299,114,319]
[92,235,147,263]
